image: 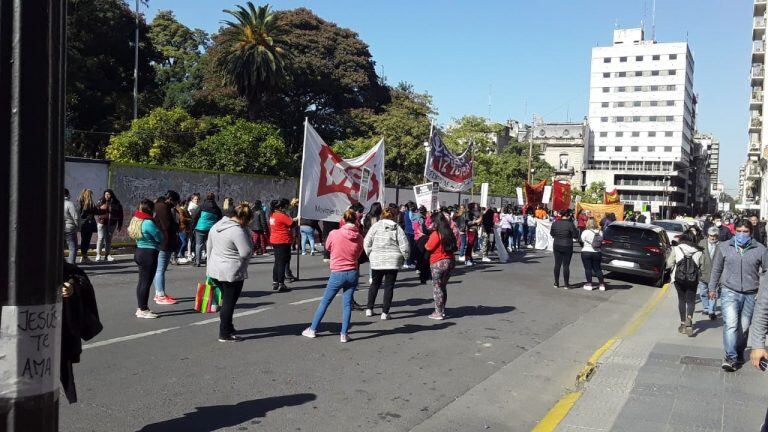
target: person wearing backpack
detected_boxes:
[672,232,704,337]
[128,199,163,319]
[579,217,606,291]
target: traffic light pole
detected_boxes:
[1,1,66,430]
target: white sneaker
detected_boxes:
[599,284,606,291]
[95,254,102,262]
[465,261,474,267]
[79,256,90,264]
[458,256,466,262]
[135,309,158,319]
[583,284,594,291]
[302,327,316,338]
[506,247,512,253]
[106,255,115,262]
[527,245,533,249]
[482,257,492,262]
[365,309,373,317]
[381,313,390,320]
[368,277,373,285]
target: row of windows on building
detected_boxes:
[601,69,678,78]
[601,85,677,93]
[597,145,674,152]
[603,54,679,63]
[599,100,677,108]
[599,131,676,138]
[599,116,679,123]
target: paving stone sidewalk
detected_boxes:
[557,286,768,432]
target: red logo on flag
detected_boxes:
[317,145,380,204]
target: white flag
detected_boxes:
[299,123,385,222]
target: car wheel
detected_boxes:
[654,272,665,288]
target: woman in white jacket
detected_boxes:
[671,231,704,337]
[363,204,410,320]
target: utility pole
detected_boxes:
[527,115,535,183]
[1,1,66,430]
[133,0,139,119]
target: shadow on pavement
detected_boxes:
[691,317,722,337]
[238,319,377,340]
[397,305,516,320]
[349,322,456,341]
[137,393,317,432]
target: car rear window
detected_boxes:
[651,221,684,232]
[604,225,662,246]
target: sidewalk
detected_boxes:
[555,286,768,432]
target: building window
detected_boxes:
[649,116,657,122]
[618,71,626,77]
[651,85,659,91]
[616,116,624,122]
[599,132,608,137]
[636,55,644,61]
[648,131,657,137]
[599,146,606,152]
[617,86,626,92]
[559,153,569,170]
[647,146,655,151]
[650,101,659,107]
[651,70,660,76]
[666,100,675,106]
[665,131,673,137]
[664,146,672,152]
[601,117,608,122]
[632,116,640,122]
[604,58,612,63]
[620,56,627,62]
[668,70,677,75]
[633,101,641,107]
[631,146,639,152]
[632,131,640,137]
[601,102,609,108]
[652,54,660,60]
[615,146,623,152]
[668,85,676,90]
[634,86,642,91]
[666,116,674,121]
[603,72,610,78]
[616,132,624,137]
[602,87,609,93]
[669,54,678,60]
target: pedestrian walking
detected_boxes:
[712,213,733,242]
[299,218,321,256]
[499,205,513,252]
[550,210,579,289]
[95,189,123,262]
[186,193,201,259]
[63,189,80,265]
[479,208,495,262]
[402,202,417,268]
[425,212,457,319]
[698,227,720,320]
[176,200,193,264]
[76,188,99,264]
[580,217,606,291]
[207,202,254,342]
[251,200,268,255]
[302,209,364,343]
[750,215,766,246]
[672,232,703,337]
[510,208,525,251]
[152,190,180,305]
[526,210,537,248]
[709,219,767,371]
[464,203,482,267]
[269,198,294,292]
[192,193,222,267]
[364,205,410,319]
[454,205,468,261]
[128,199,163,319]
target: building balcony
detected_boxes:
[751,117,763,131]
[753,66,765,83]
[756,41,766,60]
[747,163,762,179]
[749,141,762,155]
[555,167,575,175]
[751,91,764,108]
[757,0,767,16]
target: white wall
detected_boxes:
[64,159,109,197]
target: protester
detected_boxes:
[299,218,321,256]
[499,205,513,252]
[64,189,80,265]
[526,210,537,248]
[222,197,236,218]
[425,212,457,319]
[364,205,410,319]
[577,210,589,235]
[76,188,99,264]
[193,192,222,267]
[152,190,180,305]
[186,193,201,259]
[128,199,163,319]
[464,203,481,267]
[95,189,123,262]
[698,226,719,320]
[712,213,733,242]
[401,202,417,268]
[207,202,254,342]
[480,207,495,262]
[251,199,268,255]
[671,232,703,337]
[269,198,294,292]
[510,207,525,252]
[579,217,605,291]
[302,209,364,342]
[750,215,766,246]
[176,200,193,264]
[454,205,468,262]
[550,210,579,289]
[709,219,767,371]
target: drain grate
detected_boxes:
[679,356,722,368]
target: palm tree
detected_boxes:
[217,2,289,120]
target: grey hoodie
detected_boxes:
[708,239,767,294]
[748,274,768,349]
[206,218,253,282]
[64,197,80,234]
[364,219,410,270]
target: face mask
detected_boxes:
[715,221,722,227]
[734,232,751,246]
[708,238,718,245]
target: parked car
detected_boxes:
[650,220,689,245]
[601,222,674,287]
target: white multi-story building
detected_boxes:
[585,28,696,214]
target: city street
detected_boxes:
[60,249,659,431]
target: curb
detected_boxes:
[532,283,670,432]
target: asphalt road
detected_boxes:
[59,248,657,432]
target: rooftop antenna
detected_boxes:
[652,0,656,41]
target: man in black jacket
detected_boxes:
[712,214,733,242]
[550,210,580,289]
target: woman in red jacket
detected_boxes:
[269,198,295,292]
[425,212,458,320]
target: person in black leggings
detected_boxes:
[672,232,703,337]
[550,210,579,289]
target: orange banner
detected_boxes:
[603,188,620,205]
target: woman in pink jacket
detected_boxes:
[302,210,364,343]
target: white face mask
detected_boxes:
[715,221,722,227]
[708,238,718,244]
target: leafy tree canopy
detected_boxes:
[572,181,606,204]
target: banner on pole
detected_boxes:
[299,123,385,222]
[604,187,620,204]
[414,182,439,211]
[424,130,473,192]
[542,185,553,205]
[480,183,489,208]
[516,187,525,207]
[551,180,571,211]
[525,180,547,208]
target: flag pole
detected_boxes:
[295,118,309,280]
[424,119,434,183]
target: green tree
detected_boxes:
[214,2,289,120]
[333,83,434,186]
[179,119,288,175]
[66,0,159,157]
[572,181,606,204]
[442,115,504,155]
[148,10,210,109]
[105,107,206,165]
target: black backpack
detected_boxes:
[674,248,700,285]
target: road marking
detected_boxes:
[83,327,181,350]
[534,283,670,431]
[189,306,273,325]
[290,297,324,305]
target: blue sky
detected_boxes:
[145,0,751,194]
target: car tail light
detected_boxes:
[652,266,660,273]
[644,246,663,254]
[602,239,613,246]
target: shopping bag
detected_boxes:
[194,277,222,313]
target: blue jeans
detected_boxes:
[152,250,170,296]
[300,225,315,254]
[177,232,188,258]
[310,270,358,334]
[698,281,717,314]
[65,230,78,264]
[721,288,756,361]
[527,226,536,245]
[511,224,523,249]
[458,233,467,257]
[406,234,415,265]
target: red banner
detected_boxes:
[524,180,547,209]
[604,188,620,205]
[424,130,473,192]
[552,180,571,211]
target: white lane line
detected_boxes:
[290,297,324,305]
[187,306,274,325]
[83,327,181,350]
